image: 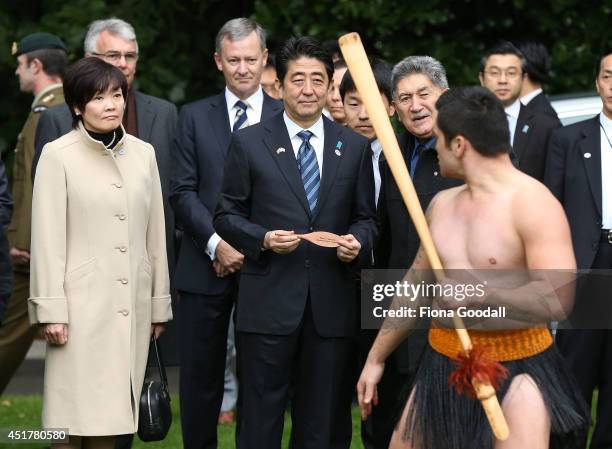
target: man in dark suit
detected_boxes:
[0,158,12,325]
[353,56,460,449]
[170,18,282,449]
[479,41,560,181]
[544,49,612,449]
[214,36,377,449]
[516,40,561,121]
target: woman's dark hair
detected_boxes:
[63,57,128,128]
[436,86,510,157]
[276,36,333,85]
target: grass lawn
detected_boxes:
[0,395,365,449]
[0,393,596,448]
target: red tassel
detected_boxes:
[448,345,508,399]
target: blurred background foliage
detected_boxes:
[1,0,611,160]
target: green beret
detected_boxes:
[12,32,67,57]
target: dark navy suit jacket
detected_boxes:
[170,91,283,295]
[214,112,378,338]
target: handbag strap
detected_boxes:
[150,335,169,387]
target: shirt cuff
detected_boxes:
[205,233,222,261]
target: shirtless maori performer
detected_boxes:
[357,86,588,449]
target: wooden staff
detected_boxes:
[338,32,509,440]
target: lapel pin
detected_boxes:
[336,141,343,149]
[335,149,341,156]
[522,125,529,134]
[118,148,125,155]
[276,147,286,154]
[434,171,438,176]
[584,152,592,159]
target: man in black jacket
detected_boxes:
[516,40,561,121]
[0,158,12,324]
[479,41,560,181]
[544,49,612,449]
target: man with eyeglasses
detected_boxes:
[479,41,560,181]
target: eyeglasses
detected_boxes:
[483,69,522,79]
[92,51,139,63]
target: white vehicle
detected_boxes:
[551,93,602,126]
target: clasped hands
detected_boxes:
[213,240,244,277]
[263,230,361,262]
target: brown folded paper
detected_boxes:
[297,231,341,248]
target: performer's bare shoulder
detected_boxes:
[427,167,573,271]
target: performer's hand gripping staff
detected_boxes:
[338,32,510,441]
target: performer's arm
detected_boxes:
[357,245,432,419]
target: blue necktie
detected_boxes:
[297,130,320,212]
[233,100,248,132]
[409,143,425,178]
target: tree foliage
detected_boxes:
[1,0,610,158]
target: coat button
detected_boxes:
[114,182,122,188]
[118,214,126,221]
[120,278,128,285]
[119,246,127,253]
[304,259,310,268]
[309,226,313,231]
[118,309,129,316]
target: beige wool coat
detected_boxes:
[29,122,172,436]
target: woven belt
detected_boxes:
[428,323,553,362]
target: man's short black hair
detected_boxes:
[26,48,68,79]
[322,39,341,60]
[276,36,333,85]
[64,57,128,128]
[596,49,612,78]
[516,40,551,84]
[339,58,392,102]
[479,41,525,73]
[436,86,510,157]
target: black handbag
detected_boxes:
[138,335,172,442]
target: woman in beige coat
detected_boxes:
[29,57,172,449]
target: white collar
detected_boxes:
[504,98,521,120]
[520,88,543,106]
[283,112,324,140]
[600,112,612,136]
[371,139,383,158]
[225,86,264,113]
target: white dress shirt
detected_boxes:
[224,86,264,130]
[206,86,266,260]
[371,139,383,207]
[283,112,325,173]
[520,88,543,106]
[505,99,521,147]
[600,113,612,229]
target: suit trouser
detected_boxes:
[0,271,35,394]
[178,287,236,449]
[557,240,612,449]
[237,300,352,449]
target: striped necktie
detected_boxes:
[233,100,248,132]
[297,130,320,212]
